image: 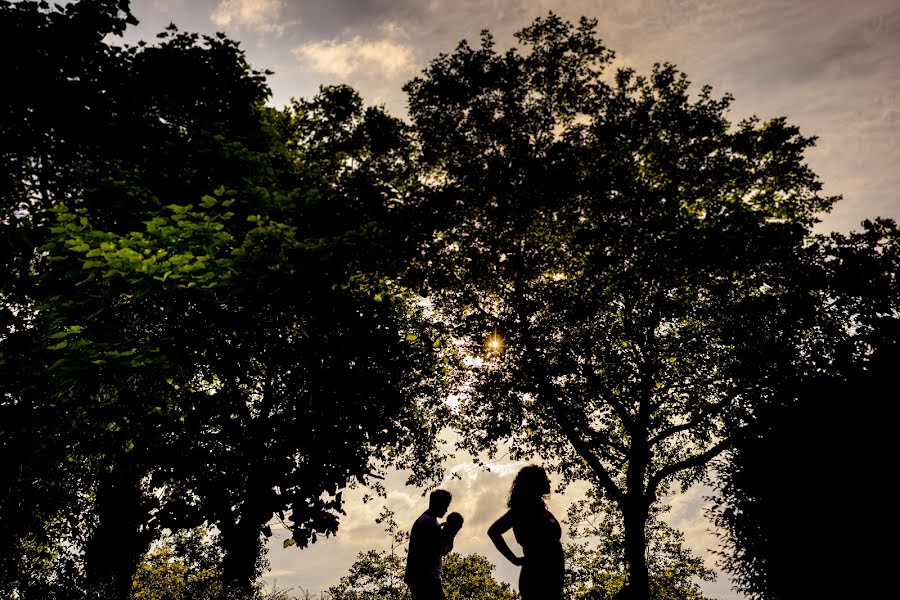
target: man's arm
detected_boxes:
[440,525,455,554]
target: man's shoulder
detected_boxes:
[412,511,437,528]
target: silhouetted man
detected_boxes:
[404,489,462,600]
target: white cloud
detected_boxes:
[210,0,287,34]
[292,35,416,79]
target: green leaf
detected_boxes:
[47,341,68,350]
[283,538,296,548]
[405,334,417,342]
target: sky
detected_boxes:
[111,1,900,598]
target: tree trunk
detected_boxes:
[219,519,265,599]
[621,426,652,600]
[621,497,651,600]
[83,467,154,599]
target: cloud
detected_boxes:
[210,0,287,34]
[292,35,416,79]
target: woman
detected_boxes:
[488,465,564,600]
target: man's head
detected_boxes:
[428,489,452,517]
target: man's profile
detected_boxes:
[404,490,461,600]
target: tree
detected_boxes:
[2,1,445,596]
[565,494,715,600]
[328,508,519,600]
[709,219,899,600]
[131,529,232,600]
[404,13,836,598]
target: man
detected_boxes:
[404,489,463,600]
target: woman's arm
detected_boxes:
[487,510,523,566]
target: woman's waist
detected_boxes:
[521,543,564,559]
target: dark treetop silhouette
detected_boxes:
[488,466,565,600]
[403,12,847,599]
[1,1,446,598]
[3,2,898,599]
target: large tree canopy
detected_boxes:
[4,4,897,600]
[1,2,444,598]
[404,13,838,598]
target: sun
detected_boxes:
[485,331,505,353]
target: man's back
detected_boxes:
[404,511,446,584]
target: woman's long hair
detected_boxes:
[508,465,550,510]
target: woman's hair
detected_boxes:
[508,465,550,509]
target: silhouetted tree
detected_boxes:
[565,493,715,600]
[404,13,836,599]
[1,2,445,597]
[710,218,899,600]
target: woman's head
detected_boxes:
[508,465,551,509]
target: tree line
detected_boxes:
[1,1,896,599]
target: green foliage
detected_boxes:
[328,548,519,600]
[328,507,518,600]
[564,495,715,600]
[1,2,445,598]
[131,529,230,600]
[441,553,520,600]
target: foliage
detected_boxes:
[564,494,715,600]
[404,12,837,598]
[328,508,519,600]
[131,529,231,600]
[709,219,899,600]
[1,1,445,597]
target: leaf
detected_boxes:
[283,538,296,548]
[47,341,68,350]
[405,334,417,342]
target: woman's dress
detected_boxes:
[512,505,565,600]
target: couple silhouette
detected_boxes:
[403,465,564,600]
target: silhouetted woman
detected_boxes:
[488,465,564,600]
